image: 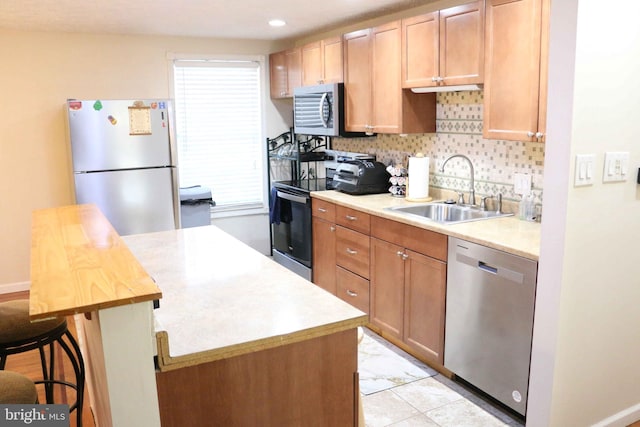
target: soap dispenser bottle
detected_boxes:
[519,195,536,221]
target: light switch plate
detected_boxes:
[574,154,596,187]
[603,151,630,183]
[514,173,532,195]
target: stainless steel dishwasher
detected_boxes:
[444,237,538,416]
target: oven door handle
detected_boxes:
[276,190,309,204]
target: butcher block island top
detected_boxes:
[123,224,368,372]
[30,204,162,320]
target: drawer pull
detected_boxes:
[318,207,327,213]
[346,248,358,255]
[345,215,357,221]
[346,290,358,297]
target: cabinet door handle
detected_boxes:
[397,250,409,260]
[345,215,357,221]
[402,253,409,260]
[527,131,535,137]
[535,132,544,139]
[346,248,357,255]
[396,250,404,257]
[317,207,327,213]
[330,226,336,232]
[346,290,358,297]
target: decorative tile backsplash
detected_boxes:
[332,91,545,207]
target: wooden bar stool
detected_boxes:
[0,370,38,404]
[0,299,85,426]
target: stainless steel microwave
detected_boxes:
[293,83,368,137]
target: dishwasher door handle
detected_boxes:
[478,261,498,275]
[457,253,525,284]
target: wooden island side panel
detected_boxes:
[156,329,359,427]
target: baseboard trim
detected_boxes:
[0,281,30,294]
[592,402,640,427]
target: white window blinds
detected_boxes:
[173,59,264,210]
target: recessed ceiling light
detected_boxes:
[269,19,286,27]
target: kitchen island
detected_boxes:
[124,224,368,426]
[30,204,367,426]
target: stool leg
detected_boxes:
[38,344,55,404]
[0,354,6,370]
[58,331,85,427]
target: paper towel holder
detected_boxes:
[405,153,433,203]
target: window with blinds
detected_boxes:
[173,58,265,212]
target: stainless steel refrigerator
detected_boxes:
[66,99,179,235]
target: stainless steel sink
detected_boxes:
[385,202,513,225]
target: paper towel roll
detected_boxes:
[407,154,431,201]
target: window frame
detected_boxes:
[167,52,269,218]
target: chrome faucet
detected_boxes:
[440,154,476,206]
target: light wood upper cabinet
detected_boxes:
[402,12,439,88]
[322,36,344,84]
[344,21,436,134]
[302,36,343,86]
[440,1,485,86]
[343,28,373,132]
[483,0,549,141]
[371,21,403,134]
[402,1,484,89]
[269,48,302,99]
[302,42,322,86]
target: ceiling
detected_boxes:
[0,0,438,41]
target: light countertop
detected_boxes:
[123,225,368,372]
[311,191,541,261]
[30,204,162,320]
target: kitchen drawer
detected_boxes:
[312,199,336,221]
[336,206,370,234]
[336,226,370,279]
[371,216,447,261]
[336,266,370,314]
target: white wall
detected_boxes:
[529,0,640,425]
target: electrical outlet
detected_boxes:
[514,173,532,195]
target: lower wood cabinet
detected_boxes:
[370,217,447,365]
[312,216,337,295]
[311,199,448,365]
[336,225,370,279]
[312,199,371,315]
[336,266,370,314]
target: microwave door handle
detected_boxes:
[319,92,329,128]
[276,190,309,204]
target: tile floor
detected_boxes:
[360,333,525,427]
